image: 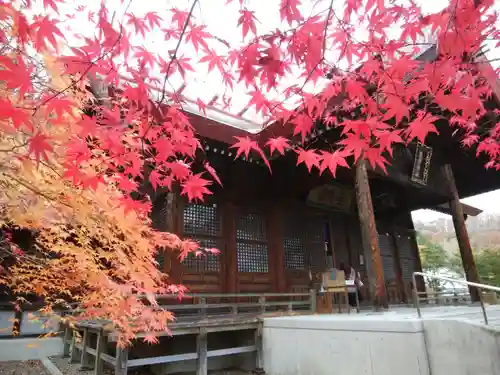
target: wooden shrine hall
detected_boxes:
[150,102,500,310]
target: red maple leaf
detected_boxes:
[231,136,259,159]
[405,113,439,143]
[76,115,98,137]
[204,162,222,186]
[171,8,190,30]
[374,129,403,157]
[364,147,389,174]
[196,98,207,115]
[134,46,156,70]
[181,173,212,202]
[338,133,369,162]
[31,16,64,51]
[199,49,225,74]
[44,97,74,121]
[43,0,62,13]
[126,13,148,37]
[143,334,159,345]
[247,90,270,115]
[149,170,162,191]
[0,99,32,131]
[280,0,303,25]
[293,114,314,142]
[296,148,320,172]
[28,132,53,163]
[0,55,33,97]
[319,151,349,177]
[231,136,270,170]
[185,24,211,52]
[265,136,291,156]
[238,9,258,39]
[144,11,163,29]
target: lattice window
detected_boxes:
[237,213,267,242]
[401,257,415,280]
[284,237,306,270]
[236,212,268,273]
[397,234,416,280]
[182,203,221,272]
[183,204,221,237]
[182,238,220,272]
[237,242,269,272]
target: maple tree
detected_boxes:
[0,0,498,345]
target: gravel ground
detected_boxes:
[0,361,49,375]
[50,357,251,375]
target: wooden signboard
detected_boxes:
[411,143,433,185]
[307,184,354,212]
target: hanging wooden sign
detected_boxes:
[307,184,354,212]
[411,143,433,185]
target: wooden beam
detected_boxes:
[442,164,481,302]
[268,205,286,293]
[355,159,388,310]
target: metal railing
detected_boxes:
[412,272,500,325]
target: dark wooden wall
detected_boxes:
[160,194,422,305]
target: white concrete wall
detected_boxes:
[262,314,500,375]
[0,337,63,361]
[0,311,14,336]
[262,315,430,375]
[423,319,500,375]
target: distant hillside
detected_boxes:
[414,213,500,255]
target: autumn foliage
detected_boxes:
[0,0,498,344]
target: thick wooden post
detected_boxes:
[94,329,106,375]
[389,233,407,303]
[222,202,238,293]
[442,164,480,302]
[355,159,388,310]
[80,328,91,369]
[197,328,208,375]
[268,205,286,293]
[114,347,128,375]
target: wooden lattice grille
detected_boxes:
[397,234,416,280]
[306,217,326,272]
[182,203,221,272]
[283,215,307,270]
[236,212,269,273]
[378,234,396,281]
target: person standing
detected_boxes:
[340,263,363,311]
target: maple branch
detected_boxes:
[157,0,199,110]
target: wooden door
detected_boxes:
[235,210,272,293]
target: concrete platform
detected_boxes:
[262,305,500,375]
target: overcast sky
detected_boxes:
[30,0,500,222]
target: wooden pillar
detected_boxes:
[389,233,407,303]
[268,205,286,293]
[407,217,426,295]
[222,202,238,293]
[442,164,480,302]
[164,189,182,283]
[355,159,388,310]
